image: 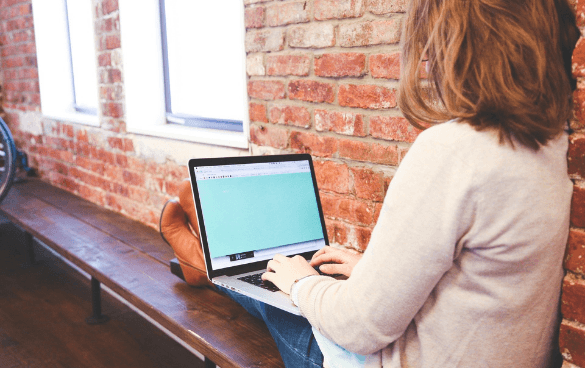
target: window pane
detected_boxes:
[164,1,246,122]
[66,0,98,112]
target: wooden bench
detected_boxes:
[0,178,284,368]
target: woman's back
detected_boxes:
[396,121,572,367]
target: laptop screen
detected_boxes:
[192,158,327,272]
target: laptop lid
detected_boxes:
[188,154,329,280]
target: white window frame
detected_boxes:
[118,0,249,149]
[32,0,99,126]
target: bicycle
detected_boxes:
[0,116,33,204]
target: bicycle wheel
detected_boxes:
[0,117,17,204]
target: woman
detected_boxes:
[225,0,580,367]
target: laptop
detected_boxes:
[188,154,329,315]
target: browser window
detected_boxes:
[194,160,326,270]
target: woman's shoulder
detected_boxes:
[415,120,495,147]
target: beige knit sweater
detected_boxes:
[297,121,572,367]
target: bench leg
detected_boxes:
[86,276,110,325]
[204,357,216,368]
[25,231,35,264]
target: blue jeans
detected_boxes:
[218,286,323,368]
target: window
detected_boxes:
[160,0,245,132]
[32,0,99,125]
[119,0,249,148]
[65,0,98,115]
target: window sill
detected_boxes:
[42,111,100,127]
[128,123,249,149]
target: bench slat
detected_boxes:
[0,179,284,368]
[16,179,175,265]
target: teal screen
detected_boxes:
[197,172,324,259]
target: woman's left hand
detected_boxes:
[262,254,319,295]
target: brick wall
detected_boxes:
[246,0,414,250]
[561,2,585,365]
[0,0,584,365]
[0,0,190,227]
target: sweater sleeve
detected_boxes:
[296,130,478,355]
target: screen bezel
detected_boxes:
[188,154,329,279]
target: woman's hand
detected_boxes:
[262,254,319,295]
[310,246,362,278]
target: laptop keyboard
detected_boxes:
[238,266,335,292]
[238,273,280,292]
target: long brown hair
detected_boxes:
[398,0,580,150]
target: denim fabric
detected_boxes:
[218,286,323,368]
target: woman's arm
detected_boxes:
[294,127,478,355]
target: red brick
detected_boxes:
[102,0,118,15]
[98,17,117,33]
[325,219,349,245]
[365,0,407,14]
[321,193,375,225]
[51,173,79,193]
[123,138,134,152]
[91,147,117,165]
[2,56,24,69]
[266,1,309,26]
[245,6,264,29]
[569,134,585,179]
[17,3,32,15]
[573,38,585,78]
[115,153,129,168]
[566,229,585,274]
[76,156,105,175]
[70,167,110,191]
[339,84,396,109]
[98,52,111,67]
[249,102,268,123]
[123,169,145,186]
[314,0,364,20]
[314,109,365,136]
[248,80,286,100]
[370,53,401,79]
[100,69,122,84]
[245,28,286,53]
[314,160,349,194]
[559,321,585,367]
[315,53,366,77]
[288,80,335,103]
[104,164,124,182]
[576,0,585,27]
[338,19,402,47]
[102,102,123,118]
[354,226,372,250]
[573,90,585,131]
[370,116,422,143]
[339,139,398,165]
[105,35,121,50]
[288,23,336,49]
[290,131,338,157]
[75,129,89,143]
[266,54,310,76]
[563,275,585,325]
[78,184,106,206]
[571,185,585,228]
[351,167,386,201]
[374,202,384,222]
[101,118,125,133]
[250,124,289,149]
[127,156,147,173]
[100,85,123,101]
[269,105,311,128]
[247,54,265,76]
